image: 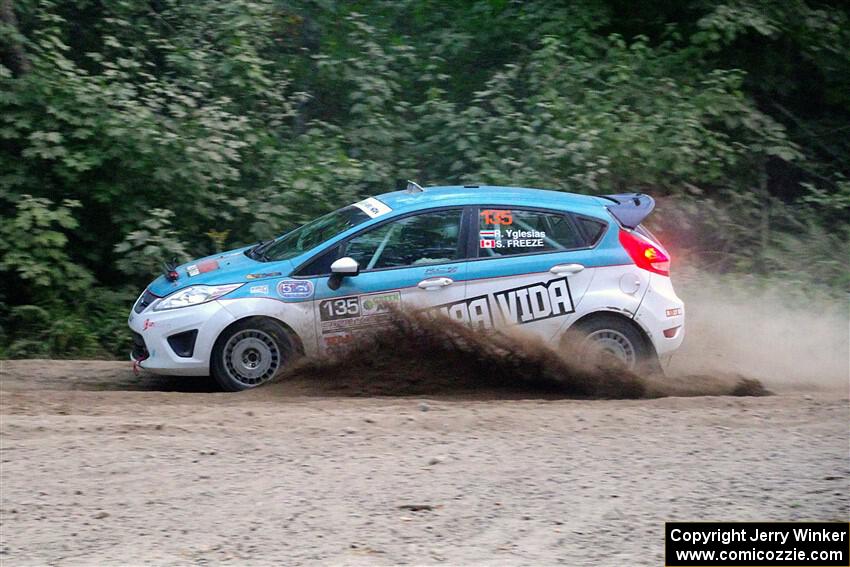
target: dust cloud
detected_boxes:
[669,269,849,392]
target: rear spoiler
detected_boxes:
[601,193,655,229]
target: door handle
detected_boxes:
[417,277,454,290]
[549,263,585,275]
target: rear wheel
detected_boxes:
[571,314,660,374]
[211,318,295,391]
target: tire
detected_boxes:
[571,314,661,375]
[210,318,296,391]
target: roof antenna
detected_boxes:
[406,180,424,193]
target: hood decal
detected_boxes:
[187,259,220,277]
[246,271,282,280]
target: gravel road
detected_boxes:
[1,360,848,566]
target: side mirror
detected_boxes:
[328,257,360,290]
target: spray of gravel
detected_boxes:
[668,269,849,393]
[265,306,768,399]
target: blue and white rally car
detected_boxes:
[129,183,684,391]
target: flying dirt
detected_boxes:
[267,307,769,399]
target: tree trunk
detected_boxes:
[1,0,30,75]
[758,161,770,274]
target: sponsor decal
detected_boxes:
[186,260,220,277]
[246,272,282,280]
[424,277,574,329]
[424,266,458,275]
[353,197,392,219]
[318,291,401,342]
[427,293,494,330]
[322,331,355,353]
[143,318,155,331]
[249,285,269,295]
[198,260,219,273]
[480,209,513,225]
[360,291,401,315]
[276,279,314,299]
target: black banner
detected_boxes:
[666,522,849,566]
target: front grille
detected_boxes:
[131,331,149,361]
[134,289,159,313]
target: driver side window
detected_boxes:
[344,209,463,271]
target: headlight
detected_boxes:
[153,284,243,311]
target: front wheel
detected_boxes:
[571,314,660,375]
[211,318,296,391]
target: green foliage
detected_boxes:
[115,208,189,278]
[0,289,132,359]
[408,35,799,192]
[0,0,848,357]
[0,194,92,294]
[4,304,98,358]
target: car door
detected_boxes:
[306,208,470,353]
[461,206,599,343]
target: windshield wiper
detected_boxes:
[246,240,265,260]
[246,239,274,261]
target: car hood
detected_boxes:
[147,247,294,297]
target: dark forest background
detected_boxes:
[1,0,848,357]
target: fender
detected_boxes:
[218,297,318,356]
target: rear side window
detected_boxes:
[477,208,584,257]
[576,216,607,245]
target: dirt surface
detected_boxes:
[1,360,848,566]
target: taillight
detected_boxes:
[618,229,670,276]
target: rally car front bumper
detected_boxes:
[128,299,236,376]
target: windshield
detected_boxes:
[262,206,372,261]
